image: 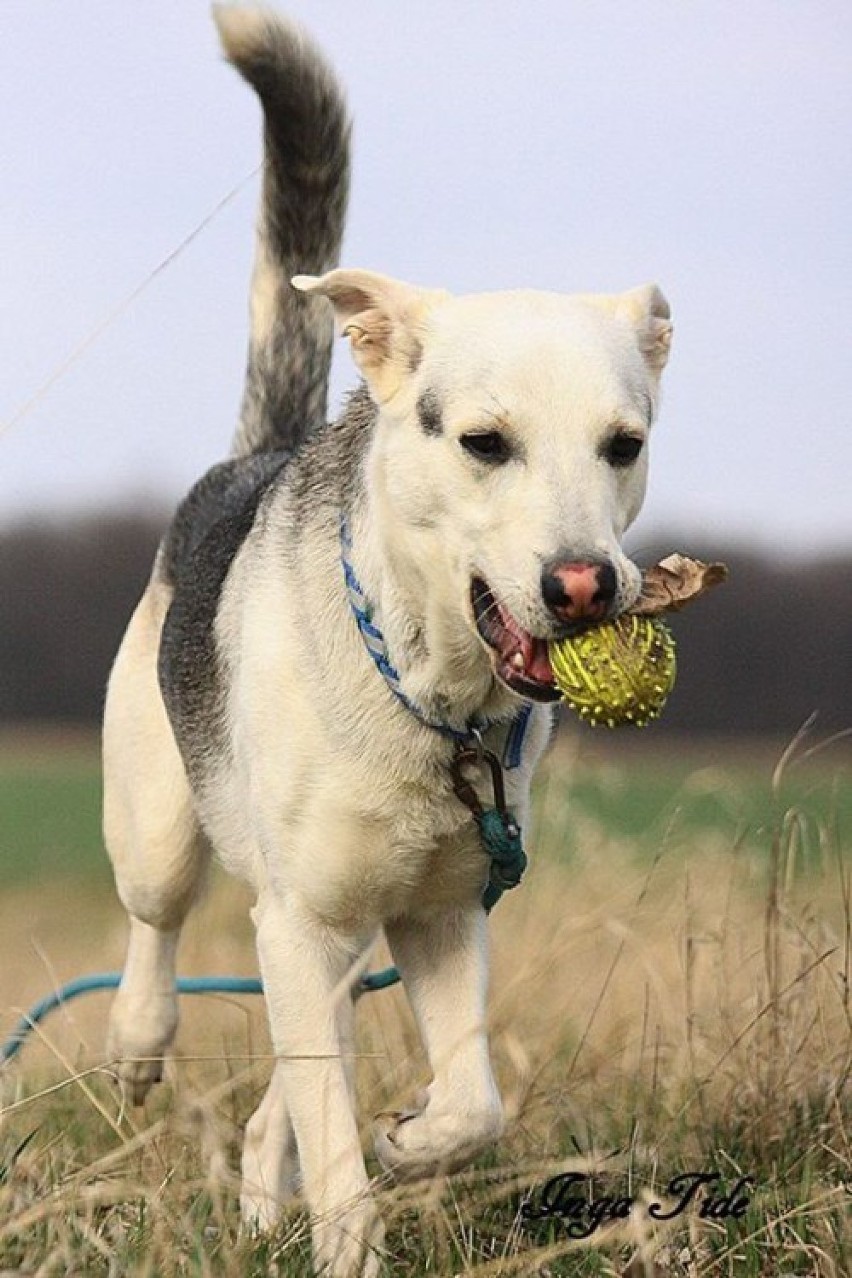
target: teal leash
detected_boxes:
[449,736,528,913]
[1,968,408,1065]
[2,974,262,1065]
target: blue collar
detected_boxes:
[340,518,531,768]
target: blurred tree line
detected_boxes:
[0,512,850,736]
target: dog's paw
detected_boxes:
[106,989,178,1106]
[113,1056,166,1107]
[312,1201,385,1278]
[372,1091,503,1182]
[240,1154,301,1231]
[239,1189,289,1238]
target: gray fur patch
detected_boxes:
[406,339,424,373]
[416,389,443,436]
[158,385,376,786]
[160,452,290,587]
[286,382,377,518]
[158,452,290,778]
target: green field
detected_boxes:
[1,732,849,886]
[0,758,106,886]
[1,729,850,1276]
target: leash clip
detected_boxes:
[450,738,527,912]
[450,742,519,839]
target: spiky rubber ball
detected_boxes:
[548,615,677,727]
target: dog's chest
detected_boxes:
[281,766,504,930]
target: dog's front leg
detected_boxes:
[376,905,503,1180]
[250,890,383,1278]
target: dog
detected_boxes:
[102,7,673,1275]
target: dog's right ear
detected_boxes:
[292,269,447,403]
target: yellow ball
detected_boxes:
[548,615,677,728]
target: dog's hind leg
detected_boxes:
[103,580,209,1104]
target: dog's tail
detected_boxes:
[214,7,350,457]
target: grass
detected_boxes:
[0,765,105,886]
[0,730,106,886]
[0,727,850,1275]
[566,750,852,852]
[1,728,849,885]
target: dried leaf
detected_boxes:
[633,553,729,616]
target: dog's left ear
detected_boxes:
[616,284,673,376]
[292,269,448,403]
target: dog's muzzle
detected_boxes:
[470,578,562,703]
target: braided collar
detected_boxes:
[340,518,531,768]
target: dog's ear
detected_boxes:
[585,284,673,377]
[292,269,447,403]
[616,284,673,375]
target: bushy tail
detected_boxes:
[214,6,350,456]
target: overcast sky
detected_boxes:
[2,1,850,554]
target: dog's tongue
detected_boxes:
[497,603,554,684]
[526,637,554,683]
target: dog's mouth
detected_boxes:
[471,578,563,703]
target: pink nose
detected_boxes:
[541,559,617,621]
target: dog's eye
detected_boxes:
[460,431,511,464]
[604,433,644,468]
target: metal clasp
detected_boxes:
[450,740,518,838]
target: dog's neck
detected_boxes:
[345,491,520,735]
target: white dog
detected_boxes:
[102,8,672,1275]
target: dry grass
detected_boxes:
[1,735,850,1275]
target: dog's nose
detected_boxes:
[541,559,617,623]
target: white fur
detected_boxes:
[104,90,672,1278]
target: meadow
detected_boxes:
[0,726,850,1276]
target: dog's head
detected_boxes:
[294,270,672,704]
